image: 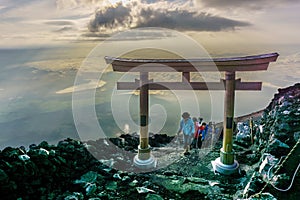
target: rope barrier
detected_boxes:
[248,138,300,199]
[269,162,300,192]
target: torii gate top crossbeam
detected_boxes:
[105,52,279,72]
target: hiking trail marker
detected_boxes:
[105,52,279,173]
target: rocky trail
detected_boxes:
[0,83,299,200]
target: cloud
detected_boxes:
[55,0,102,9]
[136,9,249,31]
[141,0,185,3]
[88,1,250,33]
[88,3,132,32]
[53,26,77,33]
[0,0,94,47]
[197,0,300,10]
[0,5,7,11]
[81,32,111,38]
[81,29,175,41]
[278,52,300,65]
[44,20,75,26]
[43,20,78,33]
[56,80,106,94]
[3,0,297,47]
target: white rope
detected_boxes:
[248,138,300,198]
[269,162,300,192]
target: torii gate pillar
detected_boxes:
[212,71,240,175]
[133,72,156,169]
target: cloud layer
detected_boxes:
[88,1,250,33]
[198,0,299,9]
[1,0,300,47]
[136,9,249,31]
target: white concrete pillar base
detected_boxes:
[133,154,156,169]
[211,157,240,175]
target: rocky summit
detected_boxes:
[0,83,299,200]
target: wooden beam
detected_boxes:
[235,79,262,90]
[117,80,262,90]
[110,63,271,72]
[105,53,279,72]
[182,72,190,82]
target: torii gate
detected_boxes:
[105,52,279,174]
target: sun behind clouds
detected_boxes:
[108,0,129,5]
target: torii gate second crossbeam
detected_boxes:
[105,52,279,174]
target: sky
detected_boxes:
[1,0,300,49]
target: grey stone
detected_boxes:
[247,192,277,200]
[113,173,122,180]
[294,131,300,141]
[38,148,49,156]
[0,169,9,183]
[105,181,117,191]
[269,138,289,148]
[186,177,208,183]
[266,139,290,156]
[243,172,265,197]
[129,180,138,187]
[136,187,155,194]
[85,183,97,196]
[145,194,164,200]
[121,175,130,182]
[282,110,290,115]
[64,192,84,200]
[278,123,291,132]
[152,174,210,194]
[97,191,107,197]
[18,154,30,161]
[74,171,98,184]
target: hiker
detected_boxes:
[177,112,194,155]
[198,118,203,126]
[191,117,200,149]
[197,122,208,149]
[206,122,213,140]
[207,122,213,134]
[193,117,200,128]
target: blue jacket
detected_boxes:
[178,118,194,136]
[201,125,208,140]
